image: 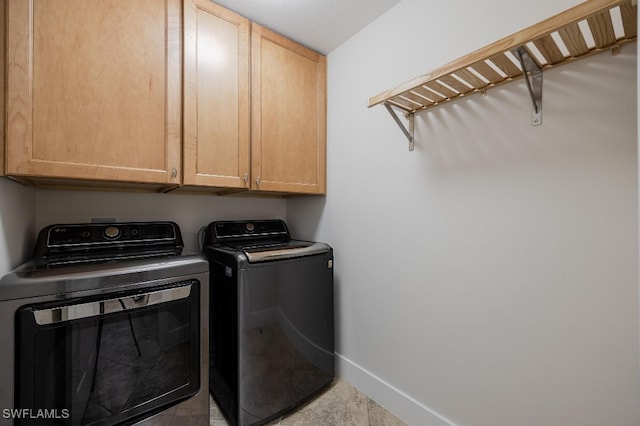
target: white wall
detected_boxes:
[35,190,286,252]
[0,178,35,275]
[287,0,640,425]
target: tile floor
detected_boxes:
[209,378,407,426]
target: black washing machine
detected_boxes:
[204,219,334,426]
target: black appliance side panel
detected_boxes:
[238,250,334,426]
[208,252,240,426]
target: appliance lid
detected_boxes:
[240,240,329,263]
[0,254,208,302]
[205,220,330,263]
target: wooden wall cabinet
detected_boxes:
[183,0,251,191]
[251,24,327,195]
[183,6,326,195]
[5,0,182,189]
[3,0,326,195]
[0,1,5,177]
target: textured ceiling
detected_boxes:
[209,0,402,54]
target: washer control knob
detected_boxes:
[104,226,121,239]
[246,223,255,232]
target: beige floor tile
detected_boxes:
[280,380,368,426]
[209,395,228,426]
[367,399,407,426]
[207,378,405,426]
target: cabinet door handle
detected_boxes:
[255,176,261,187]
[171,167,178,178]
[243,173,249,184]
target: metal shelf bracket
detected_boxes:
[384,102,415,151]
[514,46,543,126]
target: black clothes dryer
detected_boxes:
[0,222,210,426]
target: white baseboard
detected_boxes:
[335,353,456,426]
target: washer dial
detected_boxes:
[103,226,121,240]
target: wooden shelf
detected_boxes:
[369,0,637,114]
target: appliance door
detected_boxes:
[14,280,200,426]
[238,252,334,425]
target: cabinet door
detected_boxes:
[183,0,250,189]
[251,24,327,195]
[6,0,181,185]
[0,1,5,176]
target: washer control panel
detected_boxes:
[46,222,178,247]
[209,220,289,243]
